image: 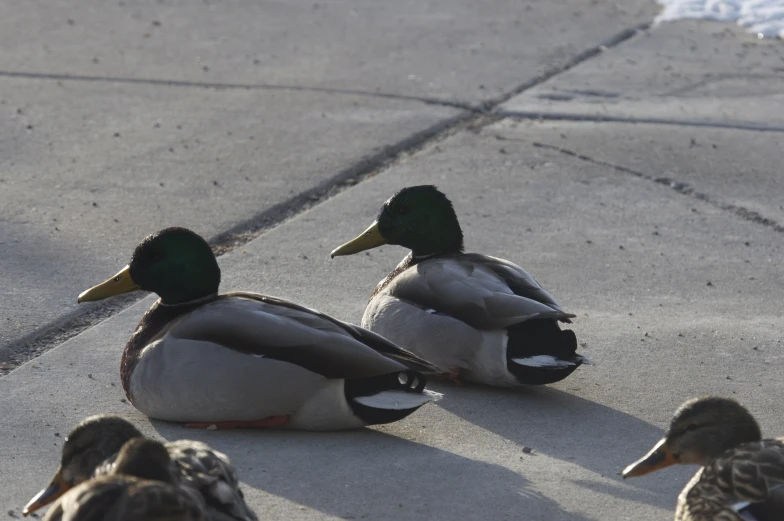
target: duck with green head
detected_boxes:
[331,185,587,387]
[622,396,784,521]
[24,415,257,520]
[77,227,441,431]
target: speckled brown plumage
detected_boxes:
[44,438,206,521]
[676,439,784,521]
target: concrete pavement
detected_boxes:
[3,112,784,519]
[2,3,784,521]
[0,0,657,365]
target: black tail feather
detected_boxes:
[344,371,430,425]
[506,319,584,385]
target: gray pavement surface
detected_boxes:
[501,21,784,129]
[2,3,784,521]
[0,0,653,101]
[0,81,459,359]
[3,116,784,520]
[0,0,657,363]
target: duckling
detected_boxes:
[331,185,587,386]
[622,396,784,520]
[23,415,257,521]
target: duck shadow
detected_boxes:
[431,383,692,510]
[150,421,594,521]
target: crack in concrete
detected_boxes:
[660,72,784,97]
[497,111,784,133]
[0,22,650,117]
[0,70,479,112]
[531,141,784,235]
[1,22,649,375]
[0,111,477,373]
[481,23,650,111]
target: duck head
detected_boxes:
[331,185,464,259]
[622,396,762,478]
[23,415,142,515]
[111,438,173,483]
[77,227,220,305]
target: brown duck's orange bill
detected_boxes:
[330,221,387,258]
[621,438,678,478]
[23,468,70,516]
[77,265,141,303]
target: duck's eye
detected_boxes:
[150,252,163,262]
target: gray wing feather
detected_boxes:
[228,293,442,375]
[167,294,434,378]
[385,255,574,330]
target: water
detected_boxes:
[656,0,784,38]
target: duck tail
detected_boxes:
[345,370,441,425]
[506,320,588,385]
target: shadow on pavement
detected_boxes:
[433,383,683,510]
[150,421,593,521]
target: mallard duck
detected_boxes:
[41,437,206,521]
[76,227,441,430]
[23,415,256,521]
[622,396,784,520]
[330,185,587,387]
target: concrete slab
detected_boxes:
[2,120,783,520]
[0,79,459,360]
[501,21,784,128]
[0,0,661,368]
[499,119,784,227]
[0,0,656,104]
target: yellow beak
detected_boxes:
[77,265,141,303]
[621,438,678,478]
[23,468,71,515]
[330,221,388,258]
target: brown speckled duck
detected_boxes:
[39,437,206,521]
[622,396,784,521]
[23,415,256,521]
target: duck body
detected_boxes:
[676,439,784,521]
[96,440,258,521]
[123,292,439,430]
[77,228,441,431]
[44,474,206,521]
[363,253,584,386]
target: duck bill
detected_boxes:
[23,469,70,515]
[621,438,677,478]
[77,265,141,303]
[330,221,388,258]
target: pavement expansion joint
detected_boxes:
[483,22,651,111]
[496,111,784,133]
[660,73,784,98]
[0,70,479,112]
[531,141,784,235]
[1,19,651,376]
